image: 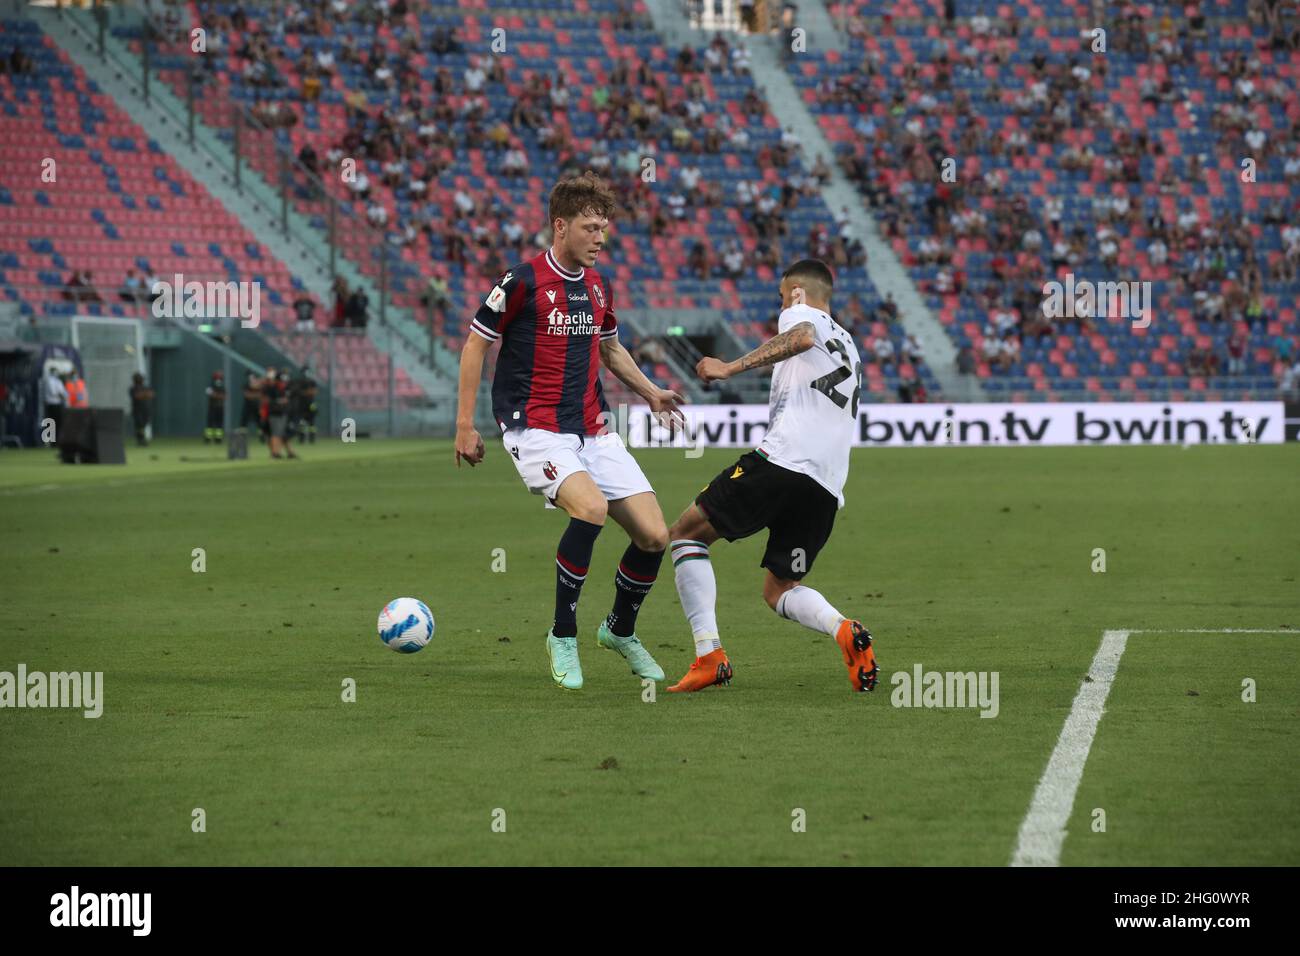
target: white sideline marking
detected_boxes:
[1129,628,1295,635]
[1010,629,1129,867]
[1010,626,1296,867]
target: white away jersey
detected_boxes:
[756,303,861,506]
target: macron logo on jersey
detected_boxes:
[545,289,556,303]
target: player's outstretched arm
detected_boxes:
[696,321,815,382]
[599,337,686,426]
[454,333,490,467]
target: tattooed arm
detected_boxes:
[695,321,815,382]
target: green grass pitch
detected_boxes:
[1,438,1297,865]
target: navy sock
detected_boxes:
[606,543,665,637]
[554,517,603,638]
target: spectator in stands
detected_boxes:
[453,188,476,218]
[631,335,665,371]
[8,48,33,75]
[992,304,1019,338]
[1188,344,1220,378]
[879,294,899,323]
[839,295,865,339]
[252,101,297,129]
[996,335,1020,372]
[1274,333,1295,366]
[918,235,942,265]
[421,272,451,321]
[429,26,461,56]
[502,219,526,257]
[981,334,1003,368]
[688,241,711,280]
[331,278,349,328]
[345,287,369,329]
[298,143,320,194]
[902,334,925,367]
[1282,359,1300,402]
[61,271,86,301]
[314,45,336,76]
[721,241,745,279]
[1227,326,1249,375]
[501,146,528,178]
[442,220,468,266]
[956,345,977,376]
[119,269,147,306]
[873,336,896,367]
[77,272,102,304]
[293,292,317,332]
[143,267,162,307]
[775,3,799,61]
[348,170,371,202]
[897,373,926,403]
[463,57,486,94]
[811,154,831,185]
[738,0,758,33]
[390,219,418,248]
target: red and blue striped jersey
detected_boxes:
[470,248,619,436]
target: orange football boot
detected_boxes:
[667,648,733,692]
[835,620,878,692]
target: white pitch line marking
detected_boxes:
[1010,626,1296,867]
[1010,629,1129,868]
[1128,629,1296,635]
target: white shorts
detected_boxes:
[502,427,654,506]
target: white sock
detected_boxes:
[775,585,843,636]
[672,539,722,656]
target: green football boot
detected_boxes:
[596,621,665,682]
[546,630,583,690]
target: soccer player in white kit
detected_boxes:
[665,259,880,693]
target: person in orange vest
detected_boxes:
[64,372,89,409]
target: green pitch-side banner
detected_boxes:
[621,402,1286,448]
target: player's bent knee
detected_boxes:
[763,575,798,610]
[669,505,706,543]
[572,500,608,525]
[641,524,670,552]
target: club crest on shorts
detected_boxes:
[543,461,558,481]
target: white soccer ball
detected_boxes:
[377,598,434,653]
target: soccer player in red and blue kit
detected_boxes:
[454,174,685,690]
